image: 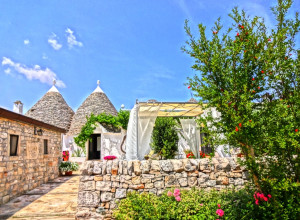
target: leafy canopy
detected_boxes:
[183,0,299,198]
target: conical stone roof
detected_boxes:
[68,81,118,135]
[25,83,74,131]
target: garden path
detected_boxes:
[0,174,79,220]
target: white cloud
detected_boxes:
[4,68,11,74]
[48,33,62,50]
[2,57,66,88]
[65,28,83,48]
[24,39,30,45]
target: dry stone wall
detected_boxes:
[0,118,62,205]
[76,158,250,219]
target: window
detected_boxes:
[44,139,48,154]
[10,135,19,156]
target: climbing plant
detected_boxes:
[74,111,130,150]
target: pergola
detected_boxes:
[125,101,206,160]
[138,101,206,117]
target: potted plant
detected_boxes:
[59,161,79,176]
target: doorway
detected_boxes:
[88,134,101,160]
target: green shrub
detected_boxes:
[59,161,79,172]
[151,117,179,159]
[113,187,299,220]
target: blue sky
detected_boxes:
[0,0,299,112]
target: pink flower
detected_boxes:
[263,196,268,202]
[216,209,224,217]
[175,196,181,202]
[167,191,173,197]
[173,188,181,197]
[255,200,259,205]
[200,203,203,206]
[104,155,117,160]
[217,204,221,208]
[268,194,272,198]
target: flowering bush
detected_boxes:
[62,151,69,161]
[104,155,117,160]
[113,187,298,219]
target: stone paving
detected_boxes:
[0,174,79,220]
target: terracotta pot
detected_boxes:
[65,171,72,176]
[205,156,211,158]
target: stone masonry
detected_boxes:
[0,117,63,205]
[76,158,250,219]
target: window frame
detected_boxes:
[44,139,48,155]
[9,134,19,156]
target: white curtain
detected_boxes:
[126,104,139,160]
[179,119,200,158]
[137,105,159,160]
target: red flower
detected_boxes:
[289,53,292,56]
[249,120,252,122]
[258,86,260,89]
[213,31,217,34]
[235,127,239,132]
[239,123,242,127]
[285,57,288,60]
[268,38,271,41]
[252,78,255,81]
[246,32,248,35]
[244,50,246,53]
[241,25,244,29]
[254,56,257,59]
[261,70,264,73]
[188,85,191,89]
[236,33,240,37]
[295,129,298,132]
[238,24,241,28]
[252,90,255,93]
[234,40,236,43]
[268,194,272,198]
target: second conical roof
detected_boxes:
[68,82,118,135]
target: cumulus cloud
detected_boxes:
[65,28,83,48]
[48,33,62,50]
[2,57,66,88]
[24,39,30,45]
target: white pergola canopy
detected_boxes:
[138,102,206,117]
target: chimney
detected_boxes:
[13,101,23,114]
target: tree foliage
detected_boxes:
[183,0,299,212]
[151,117,179,159]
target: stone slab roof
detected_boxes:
[68,91,118,135]
[25,87,74,131]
